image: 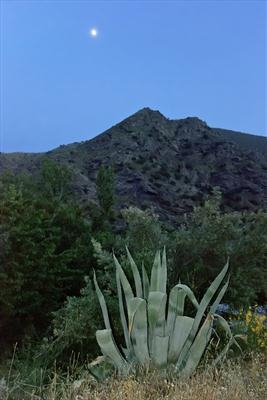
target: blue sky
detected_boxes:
[1,0,266,153]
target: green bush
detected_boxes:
[170,189,267,307]
[121,206,168,274]
[0,163,94,345]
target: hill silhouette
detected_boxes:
[1,107,267,225]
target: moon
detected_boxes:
[89,28,98,38]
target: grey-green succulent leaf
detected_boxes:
[116,268,132,357]
[179,313,214,376]
[93,271,111,330]
[151,336,169,367]
[168,316,194,363]
[150,250,167,293]
[166,284,199,337]
[210,275,230,315]
[148,291,167,350]
[129,298,150,365]
[126,246,143,298]
[113,254,134,311]
[161,247,167,293]
[176,260,229,371]
[96,329,129,374]
[142,263,150,300]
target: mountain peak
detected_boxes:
[134,107,166,118]
[112,107,169,130]
[1,107,267,225]
[121,107,168,127]
[122,108,209,130]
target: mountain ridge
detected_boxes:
[1,108,267,226]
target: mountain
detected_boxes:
[1,107,267,226]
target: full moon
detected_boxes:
[89,28,98,37]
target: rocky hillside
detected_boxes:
[1,108,267,226]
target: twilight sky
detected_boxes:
[1,0,266,153]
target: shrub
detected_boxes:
[231,306,267,353]
[170,189,267,307]
[0,165,93,345]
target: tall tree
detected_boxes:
[89,165,115,234]
[96,165,115,220]
[0,163,93,346]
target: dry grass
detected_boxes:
[2,354,267,400]
[78,356,267,400]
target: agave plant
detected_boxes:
[94,248,238,376]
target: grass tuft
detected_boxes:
[1,353,266,400]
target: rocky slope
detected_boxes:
[1,108,267,226]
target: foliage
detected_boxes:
[121,206,168,273]
[122,207,163,250]
[0,162,94,344]
[1,158,266,377]
[170,189,267,307]
[94,248,236,376]
[40,158,72,201]
[231,306,267,353]
[47,280,102,362]
[42,239,122,366]
[94,165,115,226]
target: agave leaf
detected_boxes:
[151,336,169,367]
[214,314,232,337]
[96,329,129,374]
[128,298,142,334]
[93,271,111,329]
[129,298,150,365]
[176,261,229,370]
[148,291,167,351]
[211,338,233,368]
[211,332,243,368]
[126,247,143,298]
[210,276,230,315]
[200,260,229,317]
[168,316,194,363]
[113,254,134,311]
[166,284,199,336]
[142,263,150,301]
[116,268,132,358]
[212,313,243,360]
[180,313,214,376]
[161,247,167,294]
[150,250,165,292]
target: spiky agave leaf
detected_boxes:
[180,313,214,377]
[126,246,143,298]
[176,260,229,371]
[211,314,244,367]
[151,336,169,368]
[161,247,167,293]
[210,275,230,315]
[96,329,129,375]
[148,291,167,354]
[150,249,167,293]
[93,271,111,330]
[113,254,134,312]
[129,298,150,365]
[142,263,149,301]
[166,284,199,337]
[168,316,194,363]
[116,268,132,358]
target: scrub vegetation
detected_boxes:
[0,161,266,399]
